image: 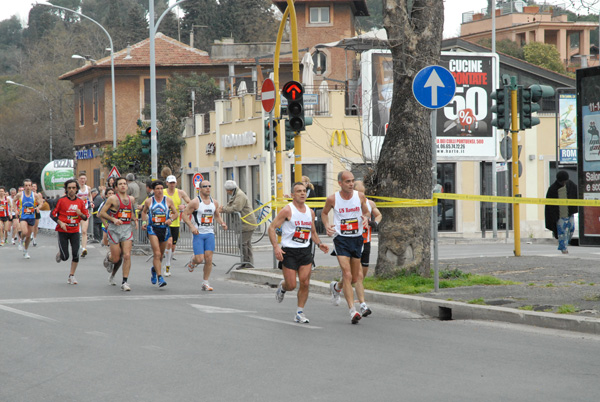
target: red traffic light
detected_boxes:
[282,81,304,101]
[144,127,152,136]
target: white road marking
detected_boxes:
[0,304,58,323]
[190,304,255,314]
[0,293,272,305]
[245,315,322,329]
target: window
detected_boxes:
[312,52,327,75]
[79,86,84,126]
[438,163,456,231]
[93,81,99,123]
[481,162,512,231]
[237,166,247,194]
[289,164,326,198]
[310,7,330,24]
[251,165,261,209]
[143,78,166,119]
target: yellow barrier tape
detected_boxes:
[434,192,600,207]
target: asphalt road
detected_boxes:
[1,233,600,401]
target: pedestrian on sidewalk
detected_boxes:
[270,182,329,323]
[219,180,256,268]
[545,170,578,254]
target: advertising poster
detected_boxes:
[41,159,75,199]
[557,92,577,164]
[436,53,498,160]
[577,67,600,243]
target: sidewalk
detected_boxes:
[233,237,600,335]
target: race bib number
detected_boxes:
[152,214,166,224]
[24,207,35,215]
[201,214,213,226]
[292,227,310,244]
[340,218,359,235]
[117,209,132,221]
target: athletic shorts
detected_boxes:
[0,217,8,223]
[333,235,363,259]
[170,226,180,245]
[361,242,371,267]
[22,218,36,227]
[106,223,134,245]
[193,232,215,256]
[148,225,171,243]
[58,231,81,263]
[281,246,313,271]
[35,211,41,220]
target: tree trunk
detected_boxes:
[375,0,444,278]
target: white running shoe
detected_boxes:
[295,311,310,324]
[330,281,341,306]
[23,251,30,259]
[18,242,23,251]
[164,266,171,277]
[32,238,37,247]
[56,252,62,263]
[121,282,131,291]
[108,273,116,286]
[103,253,113,273]
[185,258,196,273]
[67,276,78,285]
[201,282,213,291]
[81,248,88,258]
[350,309,361,324]
[360,304,372,317]
[275,280,285,303]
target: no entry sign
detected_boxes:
[261,78,275,113]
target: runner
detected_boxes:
[353,181,382,279]
[269,182,329,323]
[0,187,14,246]
[163,175,191,277]
[31,182,43,247]
[98,187,115,247]
[8,188,18,244]
[181,180,227,291]
[140,180,178,288]
[321,170,371,324]
[50,179,89,284]
[99,177,138,291]
[14,179,38,258]
[76,173,94,257]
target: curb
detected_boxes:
[230,269,600,335]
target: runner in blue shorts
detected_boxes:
[182,181,227,291]
[141,180,178,288]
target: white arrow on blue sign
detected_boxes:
[412,65,456,109]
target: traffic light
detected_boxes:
[282,81,305,132]
[285,124,295,151]
[520,84,555,130]
[141,127,151,155]
[264,120,278,151]
[491,86,510,130]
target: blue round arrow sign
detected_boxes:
[412,65,456,109]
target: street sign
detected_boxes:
[193,173,204,189]
[261,79,276,113]
[280,94,318,106]
[108,166,120,178]
[412,65,456,109]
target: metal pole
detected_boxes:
[431,111,439,292]
[511,79,521,256]
[491,4,498,238]
[269,110,276,269]
[504,129,510,242]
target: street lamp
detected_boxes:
[148,0,188,178]
[72,54,97,64]
[6,80,54,162]
[38,1,118,148]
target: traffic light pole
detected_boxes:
[510,79,521,256]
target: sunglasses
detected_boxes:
[201,185,211,188]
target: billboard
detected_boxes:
[361,51,498,161]
[557,90,577,165]
[576,67,600,245]
[41,159,75,198]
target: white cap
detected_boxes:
[166,175,177,183]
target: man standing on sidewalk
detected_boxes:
[182,180,227,291]
[545,170,578,254]
[321,171,371,324]
[51,179,89,285]
[270,182,329,323]
[219,180,256,268]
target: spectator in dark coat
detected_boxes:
[545,171,578,254]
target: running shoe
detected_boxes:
[201,282,213,291]
[351,310,362,324]
[32,238,37,247]
[12,238,15,245]
[108,273,116,286]
[0,241,4,247]
[158,276,167,288]
[103,253,113,272]
[23,251,30,259]
[164,266,171,277]
[275,280,285,303]
[330,281,341,306]
[56,252,61,263]
[150,267,157,285]
[81,248,88,258]
[295,311,309,323]
[67,276,78,285]
[18,242,22,251]
[360,305,372,318]
[185,258,196,273]
[121,282,131,291]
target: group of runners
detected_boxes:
[2,169,382,325]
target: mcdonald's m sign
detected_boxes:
[330,130,348,147]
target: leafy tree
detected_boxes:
[523,41,566,73]
[372,0,443,278]
[357,0,384,32]
[102,131,151,176]
[181,0,222,51]
[477,38,525,59]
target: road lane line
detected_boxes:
[0,305,58,323]
[0,294,272,305]
[245,315,322,329]
[190,304,256,314]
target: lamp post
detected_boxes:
[6,80,53,162]
[149,0,188,178]
[38,1,117,148]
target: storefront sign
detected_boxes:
[206,142,216,154]
[222,131,256,148]
[76,149,94,160]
